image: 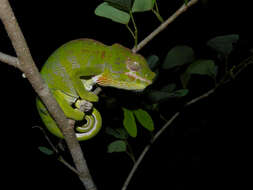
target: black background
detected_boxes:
[1,0,252,189]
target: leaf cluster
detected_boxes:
[95,0,163,46]
[145,34,240,103]
[105,108,154,156]
[95,0,157,24]
[98,34,243,160]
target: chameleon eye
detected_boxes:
[127,60,141,72]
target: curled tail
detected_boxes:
[36,97,102,141]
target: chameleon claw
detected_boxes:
[81,78,96,91]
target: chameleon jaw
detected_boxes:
[124,71,152,85]
[92,73,150,90]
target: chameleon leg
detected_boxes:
[70,76,99,102]
[53,90,84,121]
[75,99,93,112]
[37,89,101,141]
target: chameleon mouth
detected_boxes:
[92,73,150,90]
[125,71,152,84]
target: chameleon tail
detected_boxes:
[36,97,102,141]
[75,108,102,141]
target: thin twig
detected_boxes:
[121,1,200,189]
[185,88,215,106]
[33,125,59,154]
[0,51,23,70]
[58,156,82,176]
[121,87,214,190]
[129,10,138,49]
[33,125,81,176]
[233,55,253,78]
[122,53,253,189]
[0,1,96,189]
[132,0,199,53]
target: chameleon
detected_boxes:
[36,39,155,141]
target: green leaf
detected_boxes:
[180,74,190,89]
[122,108,137,137]
[105,127,128,139]
[132,0,155,12]
[206,34,239,56]
[104,0,134,12]
[145,103,159,111]
[38,146,54,155]
[147,55,159,70]
[162,45,195,70]
[184,0,189,4]
[181,59,217,88]
[147,89,188,103]
[169,89,189,97]
[160,83,176,93]
[147,90,171,103]
[133,109,154,131]
[95,2,130,24]
[107,140,127,153]
[186,59,216,76]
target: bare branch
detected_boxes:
[122,53,253,189]
[0,51,22,70]
[121,87,214,190]
[33,125,81,176]
[0,1,96,189]
[132,0,199,53]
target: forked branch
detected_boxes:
[0,1,96,189]
[132,0,199,53]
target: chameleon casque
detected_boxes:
[36,39,155,141]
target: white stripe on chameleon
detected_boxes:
[125,71,152,84]
[75,114,98,138]
[92,73,151,84]
[81,78,97,91]
[91,75,102,83]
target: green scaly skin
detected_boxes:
[36,39,155,141]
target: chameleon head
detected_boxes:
[94,43,156,90]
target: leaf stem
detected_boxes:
[132,0,199,53]
[125,140,136,164]
[129,10,138,49]
[152,1,164,23]
[152,9,164,23]
[126,24,135,40]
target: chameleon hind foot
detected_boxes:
[75,99,93,113]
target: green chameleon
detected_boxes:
[36,39,155,141]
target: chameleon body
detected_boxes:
[36,39,155,141]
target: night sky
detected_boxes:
[1,1,252,189]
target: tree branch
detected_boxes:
[121,1,201,189]
[132,0,199,53]
[34,125,81,176]
[122,53,253,189]
[0,51,23,70]
[121,87,215,190]
[0,1,96,189]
